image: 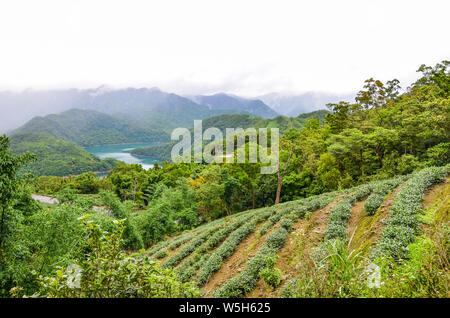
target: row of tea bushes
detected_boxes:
[325,183,376,240]
[212,226,290,297]
[324,176,409,241]
[195,208,277,286]
[146,214,230,257]
[153,234,197,259]
[175,211,271,282]
[163,226,222,268]
[212,193,336,297]
[364,176,409,216]
[258,208,291,236]
[374,166,449,260]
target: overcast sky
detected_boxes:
[0,0,448,96]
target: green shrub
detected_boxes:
[259,255,282,288]
[32,216,199,298]
[280,218,293,231]
[100,191,144,250]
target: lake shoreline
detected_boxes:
[129,152,165,160]
[83,141,165,148]
[85,142,161,171]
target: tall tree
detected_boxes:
[0,136,35,250]
[275,128,299,204]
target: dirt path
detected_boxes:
[201,221,278,297]
[32,194,59,204]
[349,183,406,253]
[32,194,112,215]
[247,197,342,298]
[347,199,367,240]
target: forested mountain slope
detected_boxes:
[83,88,250,131]
[132,110,329,161]
[9,133,117,176]
[10,108,170,146]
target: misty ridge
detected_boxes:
[0,86,351,134]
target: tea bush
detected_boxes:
[364,176,407,215]
[154,249,167,259]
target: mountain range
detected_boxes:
[0,87,351,133]
[257,92,353,117]
[187,93,278,118]
[1,87,278,134]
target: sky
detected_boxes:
[0,0,448,96]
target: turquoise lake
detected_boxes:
[85,143,160,171]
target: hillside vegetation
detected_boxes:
[9,133,117,176]
[132,110,329,161]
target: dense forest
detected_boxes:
[0,60,448,298]
[9,134,117,176]
[132,110,329,161]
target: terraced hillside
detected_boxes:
[142,166,450,298]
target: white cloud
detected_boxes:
[0,0,448,95]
